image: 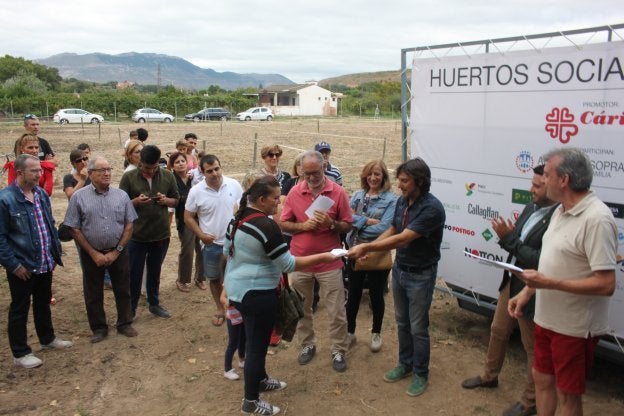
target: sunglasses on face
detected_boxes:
[73,157,89,163]
[267,152,281,158]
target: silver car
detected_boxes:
[53,109,104,124]
[132,108,174,123]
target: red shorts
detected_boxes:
[533,324,600,395]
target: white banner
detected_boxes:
[411,41,624,341]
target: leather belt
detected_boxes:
[397,263,434,273]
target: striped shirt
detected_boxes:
[64,184,138,250]
[31,190,54,273]
[325,162,342,185]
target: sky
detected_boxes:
[1,0,623,83]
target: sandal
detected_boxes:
[176,281,190,292]
[212,314,226,327]
[195,280,208,290]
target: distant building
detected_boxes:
[258,81,342,117]
[117,80,135,90]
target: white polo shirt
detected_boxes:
[185,176,243,245]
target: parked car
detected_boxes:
[184,108,231,121]
[132,108,174,123]
[237,107,273,121]
[53,109,104,124]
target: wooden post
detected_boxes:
[382,137,387,160]
[252,133,258,170]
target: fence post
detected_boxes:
[98,123,101,141]
[382,137,387,160]
[317,119,320,133]
[252,133,258,170]
[118,128,122,146]
[202,140,206,151]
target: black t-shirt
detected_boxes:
[63,173,91,190]
[38,137,54,160]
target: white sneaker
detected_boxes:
[224,368,240,380]
[14,353,43,368]
[370,333,382,352]
[238,359,245,368]
[41,337,73,350]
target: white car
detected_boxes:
[53,109,104,124]
[237,107,273,121]
[132,108,174,123]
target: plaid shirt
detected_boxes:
[17,185,54,273]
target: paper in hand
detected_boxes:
[464,250,524,273]
[330,248,348,257]
[305,195,335,218]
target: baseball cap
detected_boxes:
[315,141,331,152]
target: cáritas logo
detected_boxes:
[545,107,578,144]
[465,182,476,196]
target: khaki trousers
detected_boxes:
[290,268,349,354]
[483,281,536,407]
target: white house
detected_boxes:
[258,82,342,116]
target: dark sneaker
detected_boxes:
[117,325,138,337]
[406,375,428,396]
[149,304,171,319]
[90,330,108,344]
[383,365,412,382]
[241,398,280,415]
[298,345,316,365]
[331,351,347,372]
[259,377,287,392]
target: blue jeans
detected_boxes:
[128,239,170,311]
[392,263,437,379]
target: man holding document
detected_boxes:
[462,164,556,416]
[280,150,352,372]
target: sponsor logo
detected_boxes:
[605,202,624,219]
[432,177,453,185]
[590,159,624,178]
[464,248,504,262]
[444,224,476,236]
[467,203,500,219]
[482,228,494,241]
[511,188,532,205]
[545,106,624,144]
[515,151,534,173]
[545,107,579,144]
[465,182,476,196]
[443,202,461,213]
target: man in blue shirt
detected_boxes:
[348,157,445,397]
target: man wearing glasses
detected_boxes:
[280,150,352,372]
[120,145,179,319]
[23,114,57,166]
[64,157,138,343]
[0,155,72,368]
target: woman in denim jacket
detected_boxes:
[346,160,397,352]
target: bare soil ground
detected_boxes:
[0,119,622,416]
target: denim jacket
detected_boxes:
[348,189,398,243]
[0,182,62,274]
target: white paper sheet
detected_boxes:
[464,251,524,273]
[330,248,348,257]
[305,195,335,218]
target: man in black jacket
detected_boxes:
[461,165,557,416]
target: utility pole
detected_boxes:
[157,63,161,93]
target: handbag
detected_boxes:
[354,250,392,271]
[275,274,305,342]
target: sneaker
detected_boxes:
[149,304,171,319]
[406,375,428,396]
[241,398,280,415]
[224,368,240,380]
[259,377,287,392]
[331,351,347,373]
[14,353,43,368]
[370,333,382,352]
[41,337,73,350]
[298,345,316,365]
[238,359,245,368]
[383,365,412,383]
[117,325,138,337]
[347,332,357,349]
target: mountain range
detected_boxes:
[36,52,294,90]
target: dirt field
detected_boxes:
[0,119,622,416]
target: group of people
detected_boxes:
[0,116,618,416]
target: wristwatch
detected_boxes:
[116,245,125,253]
[329,220,336,230]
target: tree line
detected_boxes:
[0,55,401,119]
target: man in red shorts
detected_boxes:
[509,148,617,416]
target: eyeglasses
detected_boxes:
[302,169,323,178]
[267,152,281,158]
[90,167,112,173]
[24,114,38,120]
[73,157,89,163]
